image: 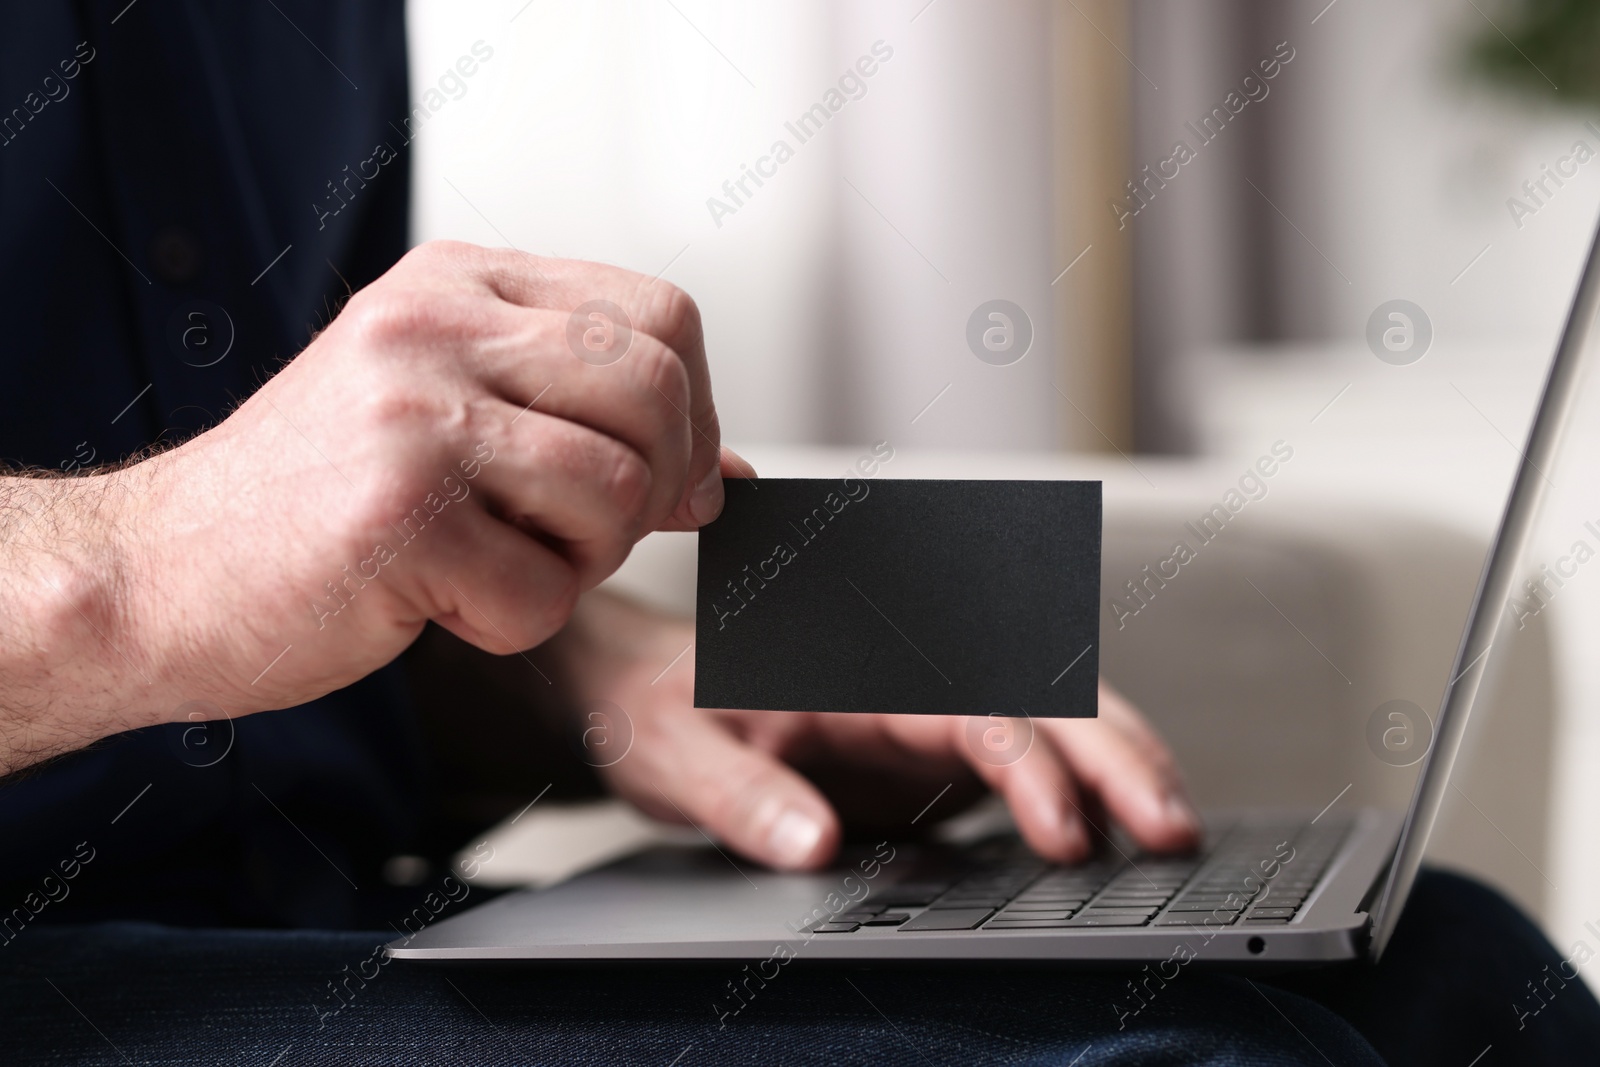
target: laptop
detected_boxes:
[388,209,1600,968]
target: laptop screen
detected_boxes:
[1369,205,1600,958]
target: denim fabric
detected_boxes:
[1280,869,1600,1065]
[7,870,1596,1066]
[1,925,1380,1066]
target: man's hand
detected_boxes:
[562,593,1202,869]
[0,241,743,772]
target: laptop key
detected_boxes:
[1260,893,1307,906]
[984,919,1075,929]
[1013,897,1090,907]
[1095,897,1171,906]
[862,912,910,926]
[1162,910,1241,924]
[898,908,995,931]
[1064,915,1150,927]
[814,922,859,933]
[1078,906,1159,917]
[1245,908,1296,919]
[996,909,1074,921]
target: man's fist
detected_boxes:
[113,241,741,725]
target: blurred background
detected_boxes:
[409,0,1600,975]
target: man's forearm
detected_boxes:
[0,244,738,777]
[0,470,162,774]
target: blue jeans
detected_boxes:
[2,871,1594,1065]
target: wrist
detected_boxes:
[57,467,172,717]
[0,467,169,768]
[89,459,186,722]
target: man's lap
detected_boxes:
[1,870,1592,1066]
[0,924,1382,1067]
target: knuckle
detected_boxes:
[402,238,473,269]
[596,441,653,528]
[341,290,425,348]
[534,563,581,635]
[340,285,481,356]
[642,281,702,345]
[632,335,690,412]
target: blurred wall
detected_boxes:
[408,0,1074,453]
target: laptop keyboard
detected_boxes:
[809,819,1348,933]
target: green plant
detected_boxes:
[1466,0,1600,107]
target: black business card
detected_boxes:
[694,477,1100,716]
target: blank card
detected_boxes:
[694,478,1100,717]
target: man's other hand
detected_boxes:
[566,594,1202,869]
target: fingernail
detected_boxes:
[767,808,823,867]
[1060,818,1089,859]
[1165,794,1201,834]
[688,465,724,525]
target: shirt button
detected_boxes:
[382,854,433,887]
[149,226,204,285]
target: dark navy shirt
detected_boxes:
[0,0,432,928]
